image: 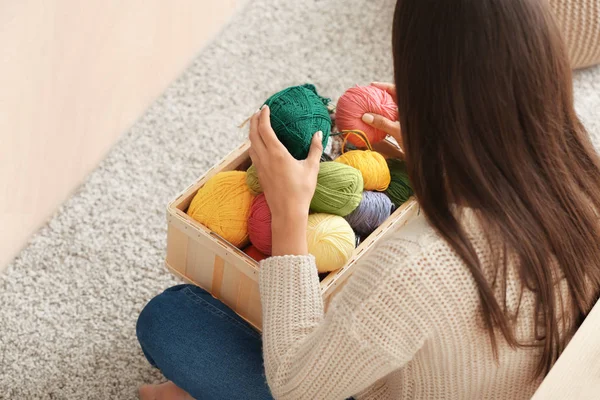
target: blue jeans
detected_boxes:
[136,284,273,400]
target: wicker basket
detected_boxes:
[165,139,419,331]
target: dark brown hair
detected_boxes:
[392,0,600,377]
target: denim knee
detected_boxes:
[135,284,271,400]
[137,285,188,358]
[136,293,161,354]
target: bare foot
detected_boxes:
[139,381,194,400]
[139,384,158,400]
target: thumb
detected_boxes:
[362,113,400,137]
[306,131,324,165]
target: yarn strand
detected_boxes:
[341,130,373,152]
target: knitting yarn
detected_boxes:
[336,85,398,147]
[264,84,331,160]
[246,164,262,195]
[345,191,393,237]
[248,194,272,255]
[385,159,414,207]
[244,245,267,262]
[335,150,391,191]
[187,171,254,248]
[307,213,356,273]
[310,162,363,217]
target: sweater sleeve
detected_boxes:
[258,239,435,400]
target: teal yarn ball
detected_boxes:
[385,158,413,207]
[310,162,363,217]
[264,84,331,160]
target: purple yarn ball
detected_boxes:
[344,191,393,237]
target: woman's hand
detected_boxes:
[361,82,403,147]
[248,105,323,256]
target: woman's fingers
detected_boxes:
[371,81,397,103]
[258,105,287,154]
[249,147,259,166]
[306,131,323,166]
[362,113,402,144]
[249,110,267,157]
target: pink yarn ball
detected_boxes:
[248,194,272,255]
[336,85,398,147]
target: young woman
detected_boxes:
[136,0,600,399]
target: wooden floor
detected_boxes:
[0,0,240,271]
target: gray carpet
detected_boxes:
[1,0,599,398]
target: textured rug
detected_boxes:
[1,0,599,398]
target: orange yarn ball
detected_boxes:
[187,171,254,248]
[335,150,391,191]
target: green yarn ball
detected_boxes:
[385,159,413,207]
[246,164,262,195]
[310,162,363,216]
[264,84,331,160]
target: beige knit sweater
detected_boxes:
[258,210,566,400]
[550,0,600,69]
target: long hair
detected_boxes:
[392,0,600,377]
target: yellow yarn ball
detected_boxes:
[335,150,391,191]
[187,171,254,248]
[307,213,356,273]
